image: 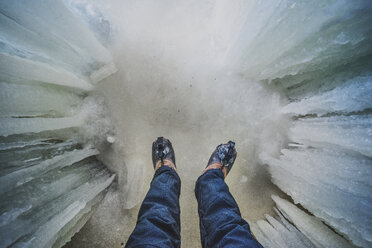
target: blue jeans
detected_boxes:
[125,166,263,248]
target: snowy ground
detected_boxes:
[65,24,289,246]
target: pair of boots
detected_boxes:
[152,137,237,177]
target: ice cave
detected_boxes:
[0,0,371,247]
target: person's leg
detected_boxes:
[195,142,263,248]
[126,138,181,248]
[126,166,181,248]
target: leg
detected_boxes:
[195,169,262,248]
[195,141,263,248]
[126,166,181,248]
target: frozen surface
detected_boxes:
[0,0,116,247]
[1,0,371,247]
[254,195,354,248]
[0,0,117,81]
[0,53,93,91]
[0,83,83,118]
[262,127,372,247]
[282,77,372,116]
[0,116,84,137]
[251,210,316,248]
[289,115,372,157]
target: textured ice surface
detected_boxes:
[251,210,316,248]
[261,142,372,247]
[289,115,372,157]
[256,195,355,248]
[0,0,116,247]
[0,53,93,91]
[21,174,115,248]
[282,77,372,116]
[0,0,117,81]
[262,42,372,247]
[0,82,83,118]
[0,116,84,137]
[0,147,99,194]
[227,0,372,81]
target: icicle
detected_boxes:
[24,175,115,248]
[0,116,84,137]
[289,115,372,157]
[254,213,316,248]
[272,195,354,248]
[282,76,372,116]
[262,148,372,248]
[0,162,102,227]
[0,53,93,91]
[0,82,83,118]
[250,223,276,248]
[0,147,99,194]
[0,172,114,248]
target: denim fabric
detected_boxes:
[125,166,181,248]
[126,167,263,248]
[195,169,263,248]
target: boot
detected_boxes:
[152,137,176,169]
[207,141,237,176]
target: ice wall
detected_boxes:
[0,0,116,247]
[239,1,372,247]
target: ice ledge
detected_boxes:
[90,62,118,84]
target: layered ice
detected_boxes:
[289,115,372,157]
[261,148,371,247]
[239,1,372,246]
[261,54,372,247]
[0,0,116,247]
[0,83,83,118]
[0,0,117,82]
[282,77,372,116]
[254,195,354,248]
[1,0,372,247]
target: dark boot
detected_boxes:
[207,141,237,176]
[152,137,176,169]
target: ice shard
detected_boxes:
[281,77,372,116]
[254,195,355,248]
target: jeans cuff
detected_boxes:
[198,168,224,181]
[154,165,180,180]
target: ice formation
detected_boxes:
[0,0,116,247]
[230,1,372,246]
[1,0,372,247]
[252,195,354,248]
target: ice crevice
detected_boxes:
[1,0,372,247]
